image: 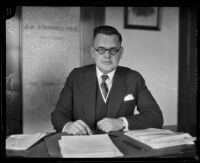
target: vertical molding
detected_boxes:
[18,6,23,134]
[1,6,6,143]
[80,7,105,66]
[178,7,197,136]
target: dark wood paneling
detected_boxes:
[80,7,105,66]
[178,7,197,136]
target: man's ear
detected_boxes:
[119,46,124,58]
[91,46,95,58]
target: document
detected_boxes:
[125,128,196,149]
[6,133,46,150]
[58,134,123,158]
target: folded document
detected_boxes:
[6,133,46,150]
[58,134,123,158]
[125,128,196,149]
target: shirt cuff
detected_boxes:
[62,122,72,133]
[120,117,129,131]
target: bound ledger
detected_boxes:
[58,134,123,158]
[125,128,196,149]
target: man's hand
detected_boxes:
[63,120,92,135]
[97,118,123,132]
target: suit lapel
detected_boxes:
[107,67,127,117]
[80,65,96,127]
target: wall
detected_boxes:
[105,7,179,126]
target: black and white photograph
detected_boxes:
[2,5,198,161]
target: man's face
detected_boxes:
[91,34,123,74]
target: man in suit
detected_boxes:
[51,25,163,135]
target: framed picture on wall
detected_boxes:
[124,7,160,30]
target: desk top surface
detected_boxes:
[6,131,197,158]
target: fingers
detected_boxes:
[97,118,122,132]
[97,118,111,132]
[70,126,82,135]
[73,122,88,135]
[99,124,111,133]
[77,120,93,135]
[67,120,92,135]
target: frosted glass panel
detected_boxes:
[22,7,80,133]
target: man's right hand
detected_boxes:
[63,120,92,135]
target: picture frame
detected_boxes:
[124,7,160,30]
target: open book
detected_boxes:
[125,128,196,149]
[6,133,46,151]
[58,134,123,158]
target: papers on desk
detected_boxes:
[58,134,123,158]
[125,128,196,149]
[6,133,46,151]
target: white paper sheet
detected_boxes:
[58,134,123,158]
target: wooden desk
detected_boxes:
[6,131,197,159]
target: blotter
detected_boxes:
[6,133,46,150]
[125,128,196,149]
[58,134,123,158]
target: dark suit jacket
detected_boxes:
[51,64,163,132]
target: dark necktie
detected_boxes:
[101,74,109,99]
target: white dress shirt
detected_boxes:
[96,67,115,103]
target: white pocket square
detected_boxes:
[124,94,134,101]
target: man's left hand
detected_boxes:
[97,118,123,132]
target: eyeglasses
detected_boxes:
[94,47,121,55]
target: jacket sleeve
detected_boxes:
[51,70,74,132]
[126,72,164,130]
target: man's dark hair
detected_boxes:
[93,25,122,43]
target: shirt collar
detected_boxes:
[96,66,116,82]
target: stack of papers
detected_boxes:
[6,133,46,150]
[58,134,123,158]
[125,128,196,149]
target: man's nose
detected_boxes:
[104,50,111,58]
